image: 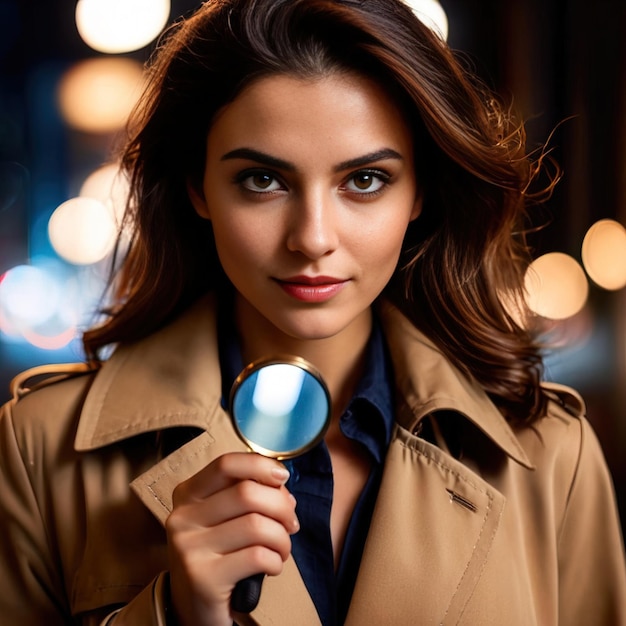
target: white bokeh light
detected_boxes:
[80,162,130,227]
[48,197,118,265]
[404,0,448,40]
[75,0,171,54]
[0,265,61,331]
[0,261,103,350]
[524,252,589,320]
[581,219,626,291]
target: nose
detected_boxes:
[286,190,339,259]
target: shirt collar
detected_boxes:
[340,315,395,463]
[74,295,533,469]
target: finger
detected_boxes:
[171,512,294,564]
[229,543,287,580]
[166,513,291,617]
[173,452,290,505]
[172,536,287,585]
[172,480,298,533]
[168,537,286,622]
[216,512,294,561]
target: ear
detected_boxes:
[187,177,211,220]
[409,188,423,222]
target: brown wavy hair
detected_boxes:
[83,0,555,424]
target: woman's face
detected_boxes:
[189,72,421,347]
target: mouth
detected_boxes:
[274,275,348,303]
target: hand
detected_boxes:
[165,452,299,626]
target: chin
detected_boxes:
[279,322,340,342]
[272,310,363,343]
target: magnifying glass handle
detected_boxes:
[231,572,265,613]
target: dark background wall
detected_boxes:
[1,0,625,523]
[443,0,626,524]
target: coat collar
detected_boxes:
[377,300,533,469]
[75,294,531,468]
[75,294,224,451]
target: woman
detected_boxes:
[1,0,624,624]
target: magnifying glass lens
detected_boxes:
[230,356,331,460]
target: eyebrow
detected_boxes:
[220,147,404,172]
[334,149,404,172]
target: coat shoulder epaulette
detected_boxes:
[10,362,98,402]
[541,381,586,419]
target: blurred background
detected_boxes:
[1,0,625,524]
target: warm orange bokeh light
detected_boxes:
[581,219,626,290]
[525,252,589,320]
[57,57,145,134]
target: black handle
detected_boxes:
[231,572,265,613]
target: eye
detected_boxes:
[343,170,389,195]
[237,170,284,193]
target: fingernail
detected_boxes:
[292,515,300,533]
[271,466,290,484]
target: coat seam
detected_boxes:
[397,438,499,624]
[397,439,493,496]
[556,417,584,546]
[442,493,493,623]
[89,411,209,446]
[145,440,217,512]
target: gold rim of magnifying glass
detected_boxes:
[229,354,331,460]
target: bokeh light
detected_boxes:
[57,57,145,134]
[581,219,626,290]
[404,0,448,40]
[79,162,130,227]
[0,260,105,351]
[0,262,75,350]
[75,0,171,54]
[0,265,61,332]
[48,197,117,265]
[525,252,589,320]
[21,326,78,351]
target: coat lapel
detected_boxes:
[129,414,244,524]
[346,425,506,625]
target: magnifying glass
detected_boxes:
[228,355,331,613]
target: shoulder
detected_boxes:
[514,382,614,517]
[9,362,97,401]
[2,363,98,446]
[527,385,626,607]
[516,382,591,466]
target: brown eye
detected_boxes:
[345,170,388,194]
[353,173,375,190]
[252,173,274,189]
[238,171,282,193]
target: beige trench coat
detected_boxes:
[1,296,625,625]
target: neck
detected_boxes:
[234,297,372,419]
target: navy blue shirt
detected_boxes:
[219,305,395,626]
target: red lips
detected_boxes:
[275,275,347,302]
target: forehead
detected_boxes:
[206,72,414,162]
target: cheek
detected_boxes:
[211,215,276,270]
[353,212,411,266]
